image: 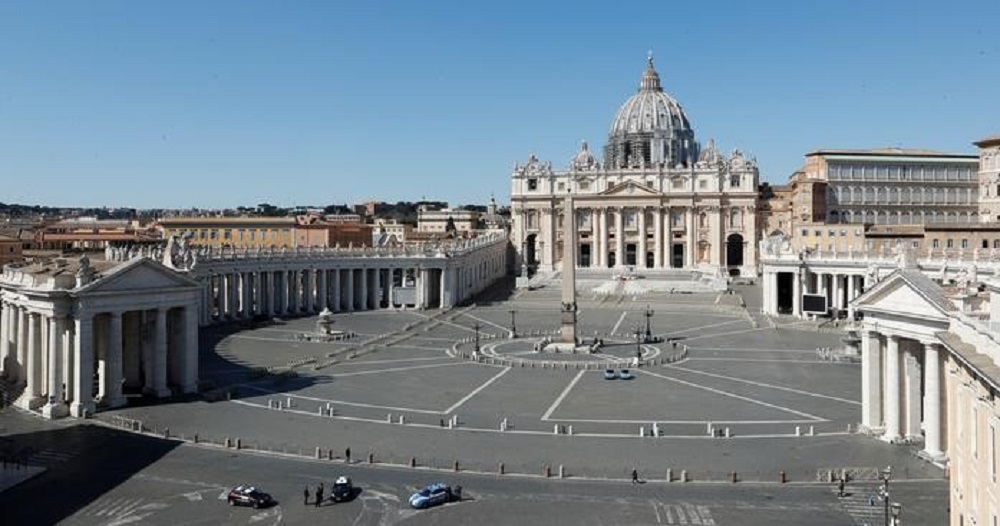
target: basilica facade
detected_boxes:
[510,57,760,276]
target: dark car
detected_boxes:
[331,475,354,502]
[227,485,274,509]
[409,482,462,509]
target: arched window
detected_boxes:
[699,212,708,229]
[729,209,741,229]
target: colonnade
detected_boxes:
[192,246,508,326]
[760,267,872,318]
[0,300,198,418]
[860,330,945,460]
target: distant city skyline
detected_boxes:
[1,0,998,209]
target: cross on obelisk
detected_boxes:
[560,192,577,344]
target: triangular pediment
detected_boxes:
[77,258,199,294]
[853,271,952,320]
[600,181,661,197]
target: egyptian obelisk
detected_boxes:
[560,193,577,343]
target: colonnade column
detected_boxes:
[24,312,41,407]
[923,342,943,458]
[386,269,394,309]
[345,269,355,312]
[42,315,67,417]
[316,269,328,311]
[792,269,802,318]
[332,269,342,311]
[152,308,170,397]
[903,345,922,437]
[70,315,95,417]
[686,208,696,267]
[861,330,882,429]
[0,302,9,377]
[883,335,901,442]
[181,307,199,393]
[304,269,315,313]
[105,312,125,408]
[265,272,275,317]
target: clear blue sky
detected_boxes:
[1,1,998,210]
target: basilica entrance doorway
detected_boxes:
[580,243,591,268]
[726,233,744,271]
[671,244,684,268]
[625,244,637,266]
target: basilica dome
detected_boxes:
[604,56,698,169]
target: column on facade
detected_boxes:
[543,209,556,271]
[637,207,647,269]
[653,207,663,269]
[386,269,395,309]
[105,312,125,408]
[316,269,328,311]
[904,343,923,437]
[709,207,722,266]
[614,207,624,268]
[61,316,74,409]
[923,342,943,458]
[686,207,696,267]
[70,315,95,417]
[152,308,170,397]
[861,330,883,429]
[883,335,902,441]
[598,207,608,268]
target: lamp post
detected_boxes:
[880,465,892,526]
[644,305,654,343]
[508,308,517,338]
[633,325,642,361]
[474,322,481,354]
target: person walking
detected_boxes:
[303,486,309,505]
[345,447,351,464]
[631,469,639,484]
[315,484,323,507]
[837,477,846,498]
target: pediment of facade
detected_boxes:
[599,181,661,197]
[76,258,200,295]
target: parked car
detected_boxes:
[409,482,462,509]
[603,368,617,380]
[619,369,635,380]
[226,485,274,509]
[331,475,354,502]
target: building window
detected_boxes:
[210,230,218,240]
[699,180,707,189]
[557,182,565,192]
[947,239,954,249]
[912,240,920,249]
[828,230,835,237]
[801,229,808,237]
[814,230,822,237]
[527,178,538,191]
[962,239,969,249]
[933,239,940,249]
[995,239,1000,249]
[579,181,590,190]
[840,230,847,237]
[625,211,637,228]
[730,174,740,187]
[672,179,683,189]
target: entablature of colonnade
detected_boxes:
[72,258,201,310]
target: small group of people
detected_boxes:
[303,447,352,507]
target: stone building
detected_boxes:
[0,255,201,418]
[0,234,23,267]
[511,56,759,276]
[977,134,1000,222]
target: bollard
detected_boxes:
[567,425,573,435]
[847,423,853,433]
[409,457,416,468]
[318,407,324,416]
[398,415,405,425]
[268,399,273,409]
[652,423,659,437]
[453,460,460,472]
[809,425,815,436]
[448,420,454,430]
[780,470,787,483]
[707,422,713,436]
[730,471,738,483]
[286,396,292,408]
[367,452,374,464]
[725,427,731,438]
[554,424,560,435]
[498,462,505,475]
[680,469,688,482]
[235,438,242,450]
[225,437,232,448]
[328,450,334,460]
[559,465,565,479]
[193,434,199,444]
[795,426,801,436]
[639,426,645,437]
[316,447,322,459]
[328,407,335,417]
[666,468,673,482]
[544,464,552,478]
[827,470,835,483]
[387,413,393,423]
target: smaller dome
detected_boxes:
[571,140,597,171]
